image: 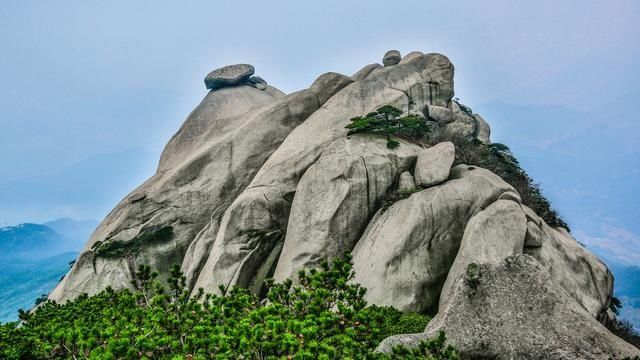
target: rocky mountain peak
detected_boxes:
[50,49,639,358]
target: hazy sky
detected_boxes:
[1,1,639,262]
[2,0,638,179]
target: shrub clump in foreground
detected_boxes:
[0,254,458,359]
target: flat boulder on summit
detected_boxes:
[382,50,401,66]
[204,64,255,90]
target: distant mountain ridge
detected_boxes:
[0,218,97,260]
[0,218,97,322]
[0,223,70,260]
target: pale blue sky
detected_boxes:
[0,1,639,263]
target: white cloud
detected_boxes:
[575,224,640,265]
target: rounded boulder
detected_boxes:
[204,64,255,90]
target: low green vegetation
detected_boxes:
[464,263,481,293]
[346,105,430,149]
[91,226,174,258]
[0,255,458,359]
[444,136,570,231]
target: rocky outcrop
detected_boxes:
[204,64,255,90]
[351,165,517,313]
[50,68,351,301]
[191,52,456,294]
[53,49,634,356]
[273,135,422,282]
[438,198,526,308]
[382,50,401,66]
[51,79,285,301]
[398,171,416,191]
[425,105,454,125]
[189,72,355,293]
[400,51,423,64]
[473,114,491,144]
[524,209,613,318]
[351,63,382,81]
[377,255,639,359]
[414,141,455,187]
[158,85,283,172]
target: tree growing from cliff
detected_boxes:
[0,255,457,359]
[346,105,430,149]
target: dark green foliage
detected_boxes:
[381,332,459,360]
[33,294,48,306]
[0,255,454,359]
[453,100,473,116]
[362,306,431,339]
[464,263,481,293]
[91,226,174,258]
[610,296,623,316]
[346,106,430,149]
[610,318,640,350]
[443,136,570,231]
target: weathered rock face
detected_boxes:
[473,114,491,144]
[523,208,613,318]
[50,69,351,301]
[352,165,517,313]
[398,171,416,191]
[414,141,455,188]
[191,53,457,294]
[51,83,285,302]
[351,63,382,81]
[400,51,423,64]
[53,49,634,356]
[273,134,422,282]
[377,255,639,359]
[158,85,281,172]
[382,50,401,66]
[438,198,527,308]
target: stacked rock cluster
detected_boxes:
[204,64,268,90]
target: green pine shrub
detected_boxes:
[0,254,457,359]
[346,106,430,149]
[91,226,174,258]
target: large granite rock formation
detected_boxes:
[51,50,636,358]
[377,255,638,359]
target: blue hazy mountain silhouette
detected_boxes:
[0,218,97,322]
